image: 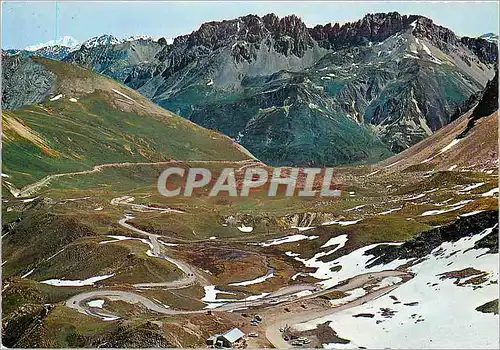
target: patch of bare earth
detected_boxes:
[438,267,490,287]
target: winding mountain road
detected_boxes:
[10,159,259,198]
[59,189,412,340]
[66,290,181,316]
[65,269,408,318]
[66,215,410,324]
[116,217,204,289]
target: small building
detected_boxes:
[219,328,245,348]
[207,328,245,348]
[206,334,220,347]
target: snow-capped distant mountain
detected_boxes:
[24,36,80,51]
[4,34,171,61]
[5,35,80,60]
[81,34,122,48]
[124,35,174,44]
[480,33,498,43]
[124,34,163,42]
[4,45,76,60]
[80,34,164,48]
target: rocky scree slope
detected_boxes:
[374,68,498,174]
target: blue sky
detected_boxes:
[2,1,499,49]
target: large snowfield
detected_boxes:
[293,224,499,349]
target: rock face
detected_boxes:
[479,32,499,43]
[460,36,499,64]
[309,12,419,49]
[4,45,74,60]
[365,211,499,266]
[472,70,499,118]
[65,36,164,88]
[1,303,53,348]
[2,302,172,348]
[455,69,499,140]
[1,54,55,110]
[44,13,500,164]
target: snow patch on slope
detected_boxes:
[111,89,135,102]
[41,274,115,287]
[292,242,409,289]
[229,271,275,286]
[257,234,319,247]
[295,224,499,349]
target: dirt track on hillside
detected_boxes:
[11,159,260,198]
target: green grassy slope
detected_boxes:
[2,57,252,188]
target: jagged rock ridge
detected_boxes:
[7,12,499,165]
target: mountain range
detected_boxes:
[24,36,80,51]
[3,12,498,167]
[480,32,499,43]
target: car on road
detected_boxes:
[291,341,303,346]
[292,337,310,346]
[247,332,258,338]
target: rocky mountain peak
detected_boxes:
[480,32,499,43]
[411,17,459,49]
[460,36,498,65]
[309,11,419,49]
[410,17,498,65]
[153,13,318,79]
[4,11,498,168]
[359,11,417,32]
[178,13,314,57]
[82,34,121,48]
[262,13,309,36]
[24,35,80,51]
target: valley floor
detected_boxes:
[2,154,498,348]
